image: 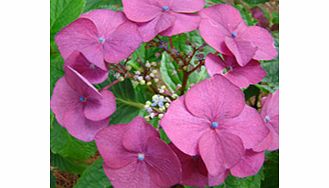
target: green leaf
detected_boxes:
[216,170,264,188]
[50,0,86,39]
[50,52,64,95]
[84,0,122,12]
[109,78,145,124]
[50,114,97,160]
[261,151,279,188]
[259,59,279,93]
[243,0,269,5]
[160,53,182,92]
[51,152,88,174]
[74,159,111,188]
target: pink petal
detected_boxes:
[83,90,116,121]
[50,78,81,126]
[145,137,181,187]
[170,144,208,187]
[55,18,106,70]
[104,21,142,63]
[208,171,229,186]
[241,26,277,60]
[122,0,162,22]
[261,90,279,133]
[185,75,245,120]
[170,0,205,13]
[160,12,200,36]
[95,124,136,168]
[198,130,244,176]
[64,51,108,84]
[64,66,102,99]
[122,117,159,153]
[81,9,127,37]
[138,13,175,42]
[225,37,257,67]
[64,109,109,142]
[205,53,227,77]
[160,96,210,156]
[104,162,159,188]
[221,105,270,149]
[198,4,246,54]
[230,150,265,178]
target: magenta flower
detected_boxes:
[230,150,265,178]
[256,90,279,151]
[122,0,205,42]
[95,117,182,187]
[55,10,142,70]
[205,53,266,88]
[161,75,269,176]
[199,4,277,66]
[50,66,116,141]
[170,143,228,187]
[65,51,108,84]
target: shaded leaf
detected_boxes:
[51,152,88,174]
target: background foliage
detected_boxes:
[50,0,279,187]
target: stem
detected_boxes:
[103,79,120,91]
[180,60,205,94]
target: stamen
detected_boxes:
[211,122,219,129]
[162,6,170,11]
[264,115,271,123]
[231,31,237,38]
[79,96,87,102]
[137,153,145,161]
[98,37,106,44]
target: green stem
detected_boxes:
[116,98,145,109]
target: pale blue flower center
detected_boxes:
[98,37,106,44]
[264,115,271,123]
[211,122,219,129]
[137,153,145,161]
[231,31,237,38]
[162,6,170,11]
[79,96,86,102]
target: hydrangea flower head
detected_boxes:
[65,51,108,84]
[256,90,279,151]
[199,4,277,66]
[160,75,269,175]
[205,53,266,88]
[50,65,116,141]
[123,0,205,42]
[55,10,142,70]
[170,143,228,187]
[95,117,182,187]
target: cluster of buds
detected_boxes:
[144,94,172,121]
[131,61,160,86]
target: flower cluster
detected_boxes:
[51,1,279,187]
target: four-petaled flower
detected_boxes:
[95,117,182,188]
[123,0,205,42]
[50,65,116,141]
[199,4,277,66]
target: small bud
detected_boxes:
[161,85,166,89]
[158,114,164,119]
[135,71,141,75]
[145,75,151,81]
[151,62,157,66]
[154,78,159,82]
[149,73,155,78]
[126,65,132,71]
[150,113,156,118]
[172,94,178,99]
[118,76,125,81]
[146,101,152,106]
[177,84,182,88]
[165,103,170,108]
[147,81,152,86]
[144,116,150,121]
[159,89,164,93]
[183,66,188,71]
[145,62,151,68]
[152,70,158,74]
[139,80,146,85]
[137,76,144,81]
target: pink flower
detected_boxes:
[65,51,108,84]
[55,10,142,70]
[205,53,266,88]
[95,117,182,188]
[170,143,228,187]
[256,90,279,151]
[230,150,265,178]
[160,75,269,176]
[199,4,277,66]
[122,0,205,42]
[50,65,116,141]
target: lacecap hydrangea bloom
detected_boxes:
[50,65,116,141]
[161,75,269,176]
[55,9,142,70]
[205,53,266,88]
[199,4,277,66]
[123,0,205,42]
[95,117,182,188]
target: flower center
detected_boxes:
[211,122,219,129]
[231,31,237,38]
[162,6,170,11]
[98,37,106,44]
[264,115,271,123]
[137,153,145,161]
[79,96,87,102]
